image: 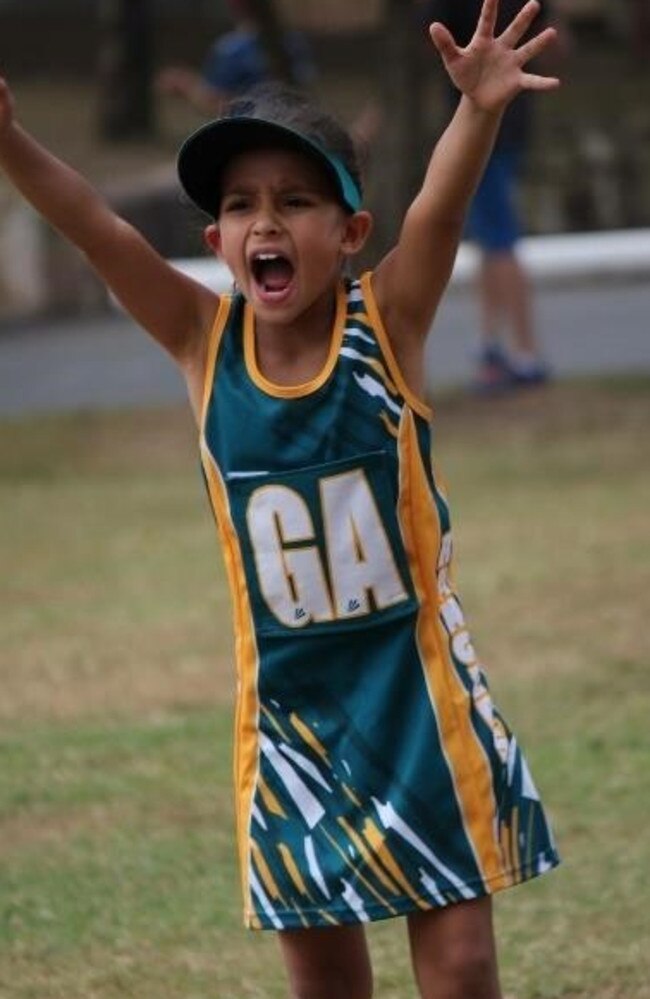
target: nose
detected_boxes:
[252,203,282,236]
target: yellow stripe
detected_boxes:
[251,839,285,903]
[338,817,402,896]
[360,272,432,421]
[364,356,400,397]
[380,411,400,439]
[290,713,330,765]
[342,783,363,808]
[244,282,347,397]
[261,704,291,741]
[397,410,508,891]
[199,294,232,427]
[278,843,312,899]
[321,829,398,914]
[258,775,287,819]
[200,300,260,919]
[199,443,261,910]
[346,313,402,403]
[362,819,430,909]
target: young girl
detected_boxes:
[0,2,561,996]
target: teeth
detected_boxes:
[254,253,280,261]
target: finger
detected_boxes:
[475,0,499,39]
[521,72,561,92]
[498,0,541,48]
[516,26,558,65]
[429,22,460,62]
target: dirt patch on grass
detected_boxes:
[0,637,234,726]
[0,805,123,857]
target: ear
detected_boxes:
[340,210,373,257]
[203,223,222,257]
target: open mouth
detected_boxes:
[251,253,295,297]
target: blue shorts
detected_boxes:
[467,149,523,252]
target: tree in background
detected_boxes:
[97,0,156,140]
[374,0,427,251]
[245,0,300,85]
[630,0,650,58]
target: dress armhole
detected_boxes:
[360,272,433,422]
[199,294,233,432]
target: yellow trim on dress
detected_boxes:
[396,409,509,891]
[360,272,433,421]
[278,843,313,899]
[243,283,348,398]
[362,818,430,909]
[290,713,331,765]
[337,817,403,896]
[199,441,262,917]
[321,828,398,914]
[199,294,233,428]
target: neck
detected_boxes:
[253,285,341,385]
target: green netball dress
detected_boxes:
[199,273,559,931]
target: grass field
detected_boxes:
[1,377,649,998]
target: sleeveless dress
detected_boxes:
[199,274,559,931]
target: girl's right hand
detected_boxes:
[429,0,559,114]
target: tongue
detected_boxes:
[261,259,293,292]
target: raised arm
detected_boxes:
[373,0,558,386]
[0,76,220,414]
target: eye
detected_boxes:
[222,196,250,213]
[284,194,313,209]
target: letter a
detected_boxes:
[321,470,408,619]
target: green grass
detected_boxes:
[1,378,649,998]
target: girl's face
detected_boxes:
[207,147,370,326]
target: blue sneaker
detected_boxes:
[509,356,551,388]
[509,359,551,387]
[472,343,515,395]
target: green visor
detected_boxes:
[177,116,362,218]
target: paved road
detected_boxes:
[0,280,648,417]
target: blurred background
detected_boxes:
[0,0,649,321]
[1,8,649,996]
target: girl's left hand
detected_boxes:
[429,0,560,113]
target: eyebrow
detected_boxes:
[222,179,322,197]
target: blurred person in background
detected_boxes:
[156,0,381,165]
[156,0,317,117]
[422,0,564,393]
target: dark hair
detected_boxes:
[177,81,364,218]
[225,83,364,201]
